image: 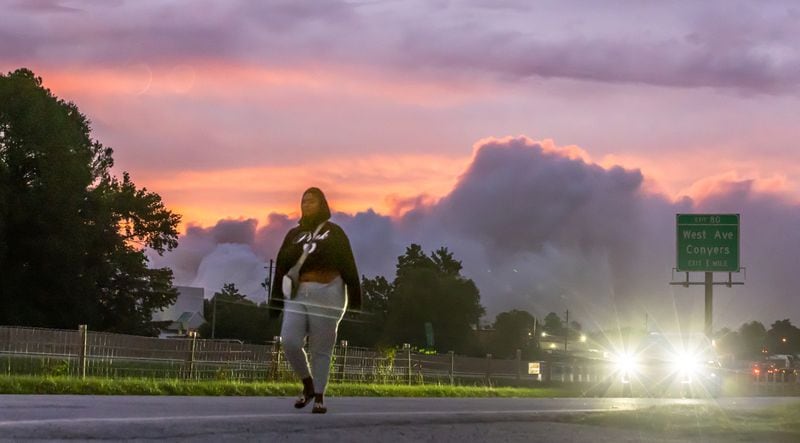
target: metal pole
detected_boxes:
[486,353,493,384]
[340,340,348,383]
[272,336,282,381]
[188,331,197,380]
[516,349,522,381]
[404,344,412,385]
[564,310,569,352]
[705,272,713,340]
[448,350,454,386]
[78,325,87,379]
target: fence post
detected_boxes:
[271,336,282,381]
[188,331,197,380]
[78,324,88,379]
[485,353,492,385]
[403,343,411,385]
[340,340,348,383]
[448,351,454,386]
[515,349,521,381]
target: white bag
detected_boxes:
[282,271,298,299]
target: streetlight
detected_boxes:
[580,334,587,343]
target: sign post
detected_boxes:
[671,214,744,339]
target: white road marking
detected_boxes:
[0,407,632,427]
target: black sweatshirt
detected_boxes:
[269,221,361,313]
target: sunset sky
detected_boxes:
[3,0,800,330]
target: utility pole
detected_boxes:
[263,259,275,302]
[564,309,569,352]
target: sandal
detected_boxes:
[294,377,315,409]
[294,393,313,409]
[312,393,327,414]
[312,401,327,414]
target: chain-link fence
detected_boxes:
[16,324,790,393]
[2,325,575,385]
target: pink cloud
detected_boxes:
[138,153,469,229]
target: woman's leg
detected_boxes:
[305,278,347,396]
[279,299,311,380]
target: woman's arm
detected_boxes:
[336,227,362,310]
[268,229,295,317]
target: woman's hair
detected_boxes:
[299,187,332,227]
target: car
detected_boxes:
[752,359,798,382]
[602,332,723,398]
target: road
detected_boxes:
[1,395,798,442]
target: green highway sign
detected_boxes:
[676,214,740,272]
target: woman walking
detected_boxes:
[269,187,361,413]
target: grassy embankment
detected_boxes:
[0,375,583,397]
[2,373,798,398]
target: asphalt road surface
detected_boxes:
[1,395,798,442]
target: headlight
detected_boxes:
[613,353,638,374]
[671,352,700,375]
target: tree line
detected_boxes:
[203,267,800,362]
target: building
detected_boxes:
[151,286,206,338]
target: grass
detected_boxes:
[563,402,800,440]
[325,382,581,398]
[0,375,585,397]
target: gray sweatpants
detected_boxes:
[280,276,347,394]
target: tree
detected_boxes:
[489,309,538,359]
[766,319,800,356]
[714,327,740,359]
[431,247,462,276]
[380,244,485,354]
[216,283,246,301]
[543,312,564,336]
[738,321,767,360]
[338,275,392,347]
[0,68,180,334]
[199,283,276,343]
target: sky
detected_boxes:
[3,0,800,333]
